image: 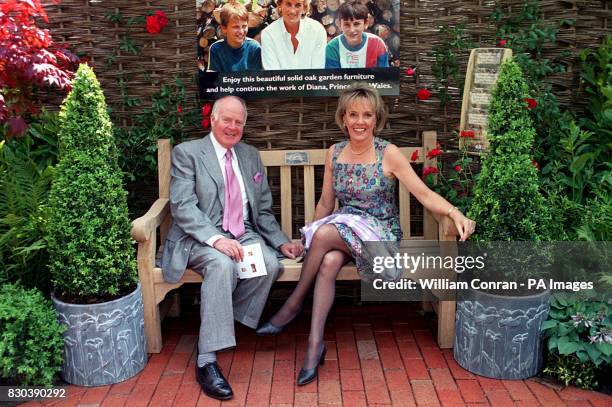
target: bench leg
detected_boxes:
[167,292,181,317]
[436,300,456,349]
[144,297,163,353]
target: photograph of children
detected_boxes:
[208,2,263,71]
[325,1,389,68]
[310,0,400,67]
[196,0,400,97]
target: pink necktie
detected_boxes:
[222,149,245,238]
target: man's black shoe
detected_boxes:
[195,362,233,400]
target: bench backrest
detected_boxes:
[157,131,439,241]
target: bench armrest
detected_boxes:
[131,198,170,242]
[432,213,459,241]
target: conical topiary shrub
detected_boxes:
[47,64,145,386]
[47,64,137,303]
[454,58,552,380]
[468,58,550,241]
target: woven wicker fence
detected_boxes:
[45,0,611,148]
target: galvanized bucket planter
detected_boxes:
[454,289,551,380]
[52,283,147,386]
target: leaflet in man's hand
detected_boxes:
[237,243,267,279]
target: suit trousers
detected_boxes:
[188,227,282,354]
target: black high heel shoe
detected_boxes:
[297,346,327,386]
[256,307,302,336]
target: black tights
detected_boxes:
[270,224,351,370]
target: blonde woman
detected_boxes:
[257,84,476,385]
[261,0,327,69]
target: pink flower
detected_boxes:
[405,67,415,76]
[176,105,182,113]
[423,166,438,178]
[253,172,263,184]
[201,117,210,129]
[525,98,537,110]
[410,149,419,161]
[498,39,507,47]
[417,89,431,101]
[455,165,462,172]
[460,130,475,138]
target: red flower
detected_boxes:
[423,166,438,177]
[417,89,431,101]
[145,15,161,34]
[145,10,168,34]
[177,105,182,113]
[455,165,462,172]
[405,67,415,76]
[426,148,442,159]
[410,149,419,161]
[498,39,507,47]
[525,98,537,110]
[531,159,540,170]
[201,103,213,117]
[154,10,169,27]
[460,130,475,138]
[201,117,210,129]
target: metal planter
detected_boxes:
[52,283,147,386]
[454,288,551,380]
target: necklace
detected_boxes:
[349,142,373,155]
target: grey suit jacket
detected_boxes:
[160,135,290,283]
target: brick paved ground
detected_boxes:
[20,303,611,407]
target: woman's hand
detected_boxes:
[450,209,476,241]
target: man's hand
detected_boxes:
[280,242,304,259]
[213,237,244,262]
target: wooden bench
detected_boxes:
[131,132,459,353]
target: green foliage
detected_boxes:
[431,24,476,107]
[47,64,137,302]
[544,352,600,390]
[0,283,65,385]
[490,0,571,168]
[579,35,612,143]
[468,59,550,241]
[57,66,117,163]
[0,139,54,292]
[0,111,60,293]
[542,292,611,388]
[425,137,477,214]
[114,78,198,183]
[575,192,612,242]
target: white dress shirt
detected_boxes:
[261,17,327,70]
[206,133,249,246]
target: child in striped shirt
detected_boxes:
[325,1,389,69]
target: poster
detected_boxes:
[196,0,400,99]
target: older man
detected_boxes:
[161,96,302,400]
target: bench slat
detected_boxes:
[303,165,315,225]
[280,166,292,237]
[399,186,411,238]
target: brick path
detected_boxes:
[20,303,611,406]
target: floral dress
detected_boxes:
[301,137,402,281]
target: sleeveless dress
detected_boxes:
[301,137,402,281]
